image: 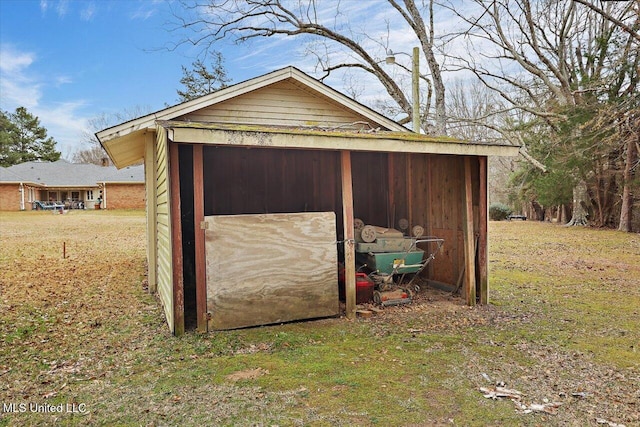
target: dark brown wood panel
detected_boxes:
[351,151,389,228]
[203,146,341,221]
[427,155,465,285]
[390,153,408,230]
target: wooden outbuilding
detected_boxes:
[97,67,519,335]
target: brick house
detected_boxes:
[0,159,144,211]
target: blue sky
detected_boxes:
[0,0,258,156]
[0,0,471,158]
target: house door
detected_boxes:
[203,212,339,330]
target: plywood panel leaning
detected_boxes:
[204,212,339,330]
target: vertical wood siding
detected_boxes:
[350,152,468,286]
[202,145,343,234]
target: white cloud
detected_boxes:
[0,44,90,158]
[33,101,90,156]
[0,45,41,109]
[80,2,96,21]
[54,75,72,86]
[0,45,35,73]
[56,0,69,18]
[130,4,157,21]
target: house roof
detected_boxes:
[0,167,29,184]
[0,159,144,187]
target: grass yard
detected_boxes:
[0,210,638,426]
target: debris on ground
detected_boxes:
[479,385,562,415]
[596,419,627,427]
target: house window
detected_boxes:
[87,190,94,200]
[71,191,80,201]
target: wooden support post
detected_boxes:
[463,156,476,306]
[193,144,207,333]
[478,156,489,304]
[341,151,356,319]
[426,155,434,276]
[406,155,413,228]
[169,142,185,336]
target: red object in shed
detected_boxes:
[355,273,374,304]
[338,265,374,304]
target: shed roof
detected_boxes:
[0,160,144,187]
[159,121,519,157]
[98,66,520,168]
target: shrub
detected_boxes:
[489,203,512,221]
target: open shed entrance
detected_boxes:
[176,143,483,331]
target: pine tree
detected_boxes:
[0,107,60,167]
[177,52,231,102]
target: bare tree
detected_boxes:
[171,0,448,134]
[445,0,638,227]
[73,106,152,165]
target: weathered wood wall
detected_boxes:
[202,146,343,233]
[204,212,339,330]
[351,152,472,286]
[424,154,466,286]
[195,146,478,288]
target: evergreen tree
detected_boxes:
[177,52,231,102]
[0,110,18,166]
[0,107,60,167]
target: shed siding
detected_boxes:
[155,128,174,332]
[180,80,372,129]
[202,146,343,232]
[145,134,158,293]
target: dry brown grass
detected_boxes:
[1,211,638,426]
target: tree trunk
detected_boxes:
[618,137,638,232]
[566,180,589,226]
[560,204,569,224]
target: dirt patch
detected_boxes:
[225,367,269,382]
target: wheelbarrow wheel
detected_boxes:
[373,291,382,304]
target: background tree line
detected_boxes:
[4,0,636,231]
[169,0,637,231]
